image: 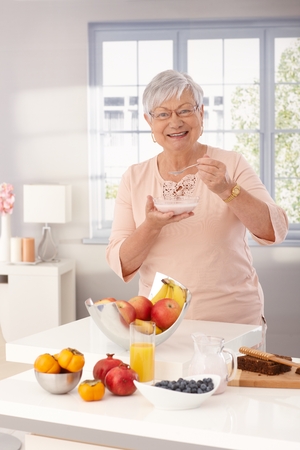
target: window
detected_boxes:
[85,20,300,245]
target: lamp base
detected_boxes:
[0,433,22,450]
[37,225,58,262]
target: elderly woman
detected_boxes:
[106,69,288,327]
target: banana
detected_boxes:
[171,283,187,309]
[151,277,187,310]
[134,319,155,335]
[165,282,174,299]
[150,280,169,304]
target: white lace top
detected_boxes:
[163,174,197,199]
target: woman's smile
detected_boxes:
[167,131,189,139]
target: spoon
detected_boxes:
[168,162,199,176]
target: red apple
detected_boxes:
[150,298,181,331]
[128,296,153,320]
[115,300,136,325]
[94,297,116,305]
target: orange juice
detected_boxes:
[130,342,155,383]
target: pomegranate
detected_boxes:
[93,354,123,385]
[105,363,139,396]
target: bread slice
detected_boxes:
[238,354,292,375]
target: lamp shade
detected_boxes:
[23,184,72,224]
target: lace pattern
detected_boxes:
[163,174,197,199]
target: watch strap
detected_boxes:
[224,184,240,203]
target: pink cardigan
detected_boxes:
[106,146,288,325]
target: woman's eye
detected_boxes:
[179,109,190,115]
[158,112,169,118]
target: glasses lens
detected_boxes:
[177,109,193,117]
[151,105,197,120]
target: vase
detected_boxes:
[0,214,12,262]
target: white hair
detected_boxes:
[142,69,204,116]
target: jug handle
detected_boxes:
[223,348,237,381]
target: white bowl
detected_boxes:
[133,374,220,410]
[153,196,199,215]
[85,273,192,350]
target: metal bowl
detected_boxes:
[85,272,192,350]
[34,369,83,394]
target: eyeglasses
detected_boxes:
[149,104,199,121]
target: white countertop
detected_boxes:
[2,317,299,449]
[6,316,262,379]
[0,369,299,450]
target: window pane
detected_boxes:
[139,133,160,162]
[228,132,260,175]
[201,85,224,130]
[188,40,223,84]
[102,86,138,132]
[227,84,259,130]
[275,132,300,224]
[201,84,260,132]
[224,39,259,83]
[275,84,300,130]
[104,132,138,175]
[200,131,259,174]
[188,38,259,85]
[188,39,260,131]
[275,38,300,131]
[138,40,173,84]
[104,176,121,223]
[103,41,137,85]
[275,37,300,83]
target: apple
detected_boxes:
[128,296,153,320]
[94,297,116,305]
[150,298,181,331]
[115,300,136,325]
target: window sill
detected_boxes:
[83,232,300,247]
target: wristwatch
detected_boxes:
[223,184,241,203]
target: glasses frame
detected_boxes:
[149,104,199,121]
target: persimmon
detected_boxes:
[57,348,85,373]
[78,379,105,402]
[34,353,61,374]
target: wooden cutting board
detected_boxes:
[228,367,300,389]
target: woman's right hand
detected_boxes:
[145,195,194,230]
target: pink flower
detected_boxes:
[0,183,15,215]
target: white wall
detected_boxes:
[0,0,299,355]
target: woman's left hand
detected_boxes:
[196,154,234,197]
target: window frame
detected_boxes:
[84,19,300,246]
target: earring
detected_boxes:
[200,125,204,136]
[151,132,157,143]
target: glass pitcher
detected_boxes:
[188,333,237,394]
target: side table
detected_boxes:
[0,259,76,342]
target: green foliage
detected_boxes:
[106,183,119,199]
[231,84,260,174]
[231,38,300,224]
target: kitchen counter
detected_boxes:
[0,368,299,450]
[6,316,262,379]
[1,317,299,450]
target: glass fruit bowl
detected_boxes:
[153,196,199,214]
[85,272,192,350]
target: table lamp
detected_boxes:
[23,184,72,262]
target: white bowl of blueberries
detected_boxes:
[133,374,220,410]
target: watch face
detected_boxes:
[233,186,240,196]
